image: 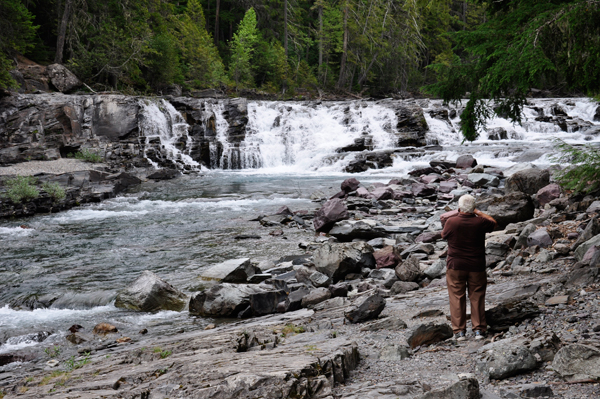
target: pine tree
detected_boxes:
[229,7,259,87]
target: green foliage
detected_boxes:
[44,346,61,358]
[229,8,259,87]
[64,352,91,371]
[0,0,38,89]
[146,32,183,88]
[552,140,600,194]
[280,323,306,337]
[426,0,600,141]
[70,148,103,163]
[153,347,172,358]
[4,176,39,204]
[42,182,66,202]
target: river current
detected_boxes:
[1,97,599,360]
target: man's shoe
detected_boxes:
[455,331,466,341]
[475,331,485,340]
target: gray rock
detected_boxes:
[199,258,256,283]
[536,184,561,206]
[488,127,508,140]
[456,155,477,169]
[505,168,550,195]
[46,64,82,92]
[478,343,538,379]
[345,293,386,323]
[468,173,499,187]
[417,378,480,399]
[285,287,310,311]
[359,317,408,331]
[477,192,535,229]
[406,322,453,348]
[552,344,600,381]
[309,271,332,288]
[189,283,286,317]
[515,223,537,248]
[328,220,387,241]
[586,200,600,213]
[527,228,553,248]
[424,259,446,279]
[313,242,375,282]
[301,287,331,307]
[520,384,554,398]
[572,215,600,250]
[313,198,349,232]
[390,281,420,295]
[341,177,361,193]
[395,254,423,282]
[115,270,187,312]
[574,233,600,261]
[379,344,411,361]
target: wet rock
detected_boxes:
[341,178,360,193]
[373,245,401,269]
[456,155,477,169]
[313,198,349,232]
[199,258,257,283]
[505,168,550,195]
[248,289,288,316]
[115,270,187,312]
[477,192,535,229]
[395,255,423,282]
[68,324,84,333]
[344,293,386,323]
[417,378,480,399]
[485,300,541,332]
[313,242,375,282]
[488,127,508,140]
[379,344,411,361]
[147,168,181,180]
[328,220,386,241]
[552,344,600,381]
[406,322,453,348]
[301,287,331,307]
[93,323,118,336]
[477,342,538,379]
[527,228,553,248]
[536,183,561,206]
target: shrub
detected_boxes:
[42,182,66,201]
[70,148,103,163]
[4,176,39,203]
[552,140,600,194]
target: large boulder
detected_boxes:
[505,168,550,195]
[395,255,423,282]
[313,242,375,282]
[373,246,401,269]
[552,344,600,381]
[115,270,187,312]
[189,283,287,317]
[574,233,600,261]
[477,341,538,379]
[301,287,331,307]
[341,178,360,193]
[527,228,553,248]
[344,293,386,323]
[46,63,82,93]
[406,322,453,348]
[536,183,562,206]
[313,198,349,232]
[573,216,600,250]
[468,173,499,187]
[477,192,535,229]
[328,220,387,241]
[199,258,257,283]
[455,155,477,169]
[417,378,480,399]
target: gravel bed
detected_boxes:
[0,159,103,176]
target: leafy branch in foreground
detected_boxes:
[551,140,600,194]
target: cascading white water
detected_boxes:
[239,101,399,172]
[139,99,200,169]
[202,101,233,169]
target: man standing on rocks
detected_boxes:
[442,195,496,341]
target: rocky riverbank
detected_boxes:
[2,157,600,398]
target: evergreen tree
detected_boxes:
[229,7,259,87]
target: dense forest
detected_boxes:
[1,1,599,107]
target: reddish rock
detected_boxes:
[455,155,477,169]
[374,246,401,269]
[392,191,412,200]
[93,323,118,336]
[372,186,394,200]
[313,198,349,232]
[275,206,293,215]
[341,178,361,193]
[356,187,372,198]
[415,231,443,243]
[438,181,458,193]
[421,174,440,184]
[536,183,562,206]
[411,183,436,197]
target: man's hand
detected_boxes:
[474,209,497,226]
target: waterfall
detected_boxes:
[239,101,399,172]
[139,99,200,170]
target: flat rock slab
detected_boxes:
[199,257,255,283]
[545,295,569,306]
[11,312,359,399]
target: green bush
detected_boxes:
[42,182,66,201]
[70,148,103,163]
[4,176,39,203]
[552,140,600,194]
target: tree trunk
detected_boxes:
[54,0,72,64]
[214,0,221,46]
[336,2,348,89]
[284,0,288,56]
[318,5,323,68]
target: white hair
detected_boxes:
[458,194,476,213]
